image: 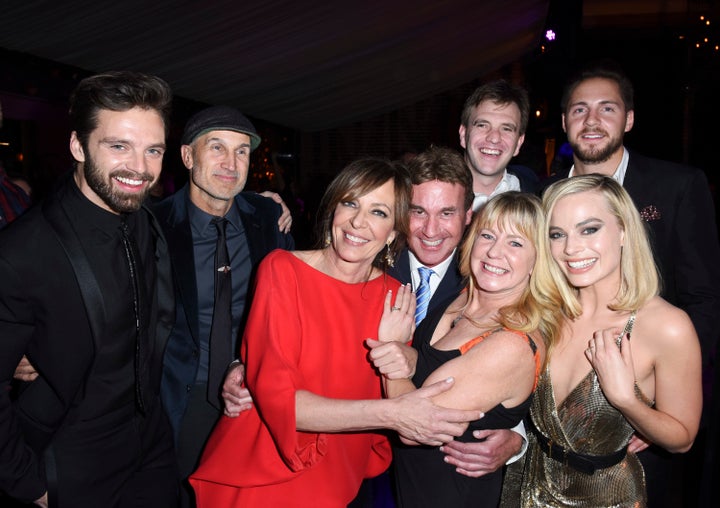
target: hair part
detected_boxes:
[560,60,634,113]
[316,157,412,269]
[407,145,474,212]
[69,71,173,150]
[460,80,530,134]
[541,175,659,320]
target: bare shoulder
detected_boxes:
[636,296,697,348]
[465,328,541,362]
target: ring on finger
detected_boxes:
[391,306,401,311]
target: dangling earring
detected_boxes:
[384,242,395,267]
[324,231,332,247]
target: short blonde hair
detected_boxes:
[458,192,561,357]
[541,175,659,318]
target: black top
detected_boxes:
[393,301,536,508]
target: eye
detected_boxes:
[340,200,356,208]
[480,232,495,241]
[473,120,489,129]
[548,230,565,240]
[582,226,599,235]
[147,148,165,157]
[510,240,523,248]
[441,210,456,218]
[211,144,223,152]
[372,209,389,218]
[109,144,127,151]
[236,148,248,156]
[410,208,425,217]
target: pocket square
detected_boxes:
[640,205,661,222]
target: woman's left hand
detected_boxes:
[377,284,415,343]
[585,328,637,408]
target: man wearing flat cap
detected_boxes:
[151,105,294,507]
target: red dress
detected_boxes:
[190,250,397,507]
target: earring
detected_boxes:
[384,242,395,267]
[324,232,332,247]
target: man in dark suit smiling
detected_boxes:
[152,106,294,507]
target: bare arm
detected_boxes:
[588,306,702,453]
[295,378,482,446]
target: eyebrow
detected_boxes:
[100,137,166,150]
[575,217,604,227]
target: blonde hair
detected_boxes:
[541,175,659,319]
[458,192,561,361]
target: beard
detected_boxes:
[83,151,155,213]
[570,130,624,165]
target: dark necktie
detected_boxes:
[208,217,233,408]
[119,218,148,414]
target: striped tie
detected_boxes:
[415,266,434,325]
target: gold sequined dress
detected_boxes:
[503,312,654,507]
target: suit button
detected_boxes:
[186,385,192,393]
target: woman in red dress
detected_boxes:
[190,158,481,507]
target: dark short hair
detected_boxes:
[460,80,530,134]
[69,71,173,148]
[316,157,412,269]
[560,60,634,113]
[407,145,474,212]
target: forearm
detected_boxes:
[295,390,396,433]
[620,400,698,453]
[382,377,415,399]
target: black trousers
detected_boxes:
[48,398,178,508]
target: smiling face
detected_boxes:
[330,179,397,268]
[70,107,165,214]
[548,190,624,290]
[459,99,525,192]
[183,130,252,215]
[407,180,472,268]
[562,77,634,168]
[469,220,535,297]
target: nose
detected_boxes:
[486,240,503,258]
[486,127,500,143]
[423,215,440,237]
[563,234,582,255]
[220,153,237,171]
[584,108,599,127]
[349,209,367,229]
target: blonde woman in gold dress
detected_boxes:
[505,175,702,507]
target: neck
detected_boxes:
[318,248,376,284]
[189,187,233,217]
[472,172,504,196]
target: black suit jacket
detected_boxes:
[541,150,720,363]
[151,185,294,436]
[388,248,466,317]
[0,177,175,501]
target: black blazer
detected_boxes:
[541,150,720,363]
[151,185,294,436]
[388,248,466,317]
[0,178,175,501]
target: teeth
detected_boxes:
[480,148,501,156]
[115,176,143,186]
[568,258,596,269]
[345,233,368,243]
[483,263,507,275]
[421,238,442,247]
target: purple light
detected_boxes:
[545,29,556,41]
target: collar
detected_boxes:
[408,249,456,291]
[472,170,521,211]
[188,196,244,238]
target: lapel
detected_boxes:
[429,256,464,312]
[163,187,201,344]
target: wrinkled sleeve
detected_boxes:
[242,253,325,472]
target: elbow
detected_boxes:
[669,438,694,454]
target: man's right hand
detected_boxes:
[390,378,483,446]
[14,355,38,382]
[221,362,253,417]
[35,492,48,508]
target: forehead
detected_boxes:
[471,100,521,123]
[92,107,165,140]
[412,180,466,205]
[552,190,611,219]
[569,78,624,105]
[194,130,251,146]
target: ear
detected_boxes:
[513,133,526,156]
[180,144,194,170]
[387,231,397,245]
[458,124,467,150]
[69,131,86,163]
[464,207,473,226]
[561,113,567,133]
[624,110,634,133]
